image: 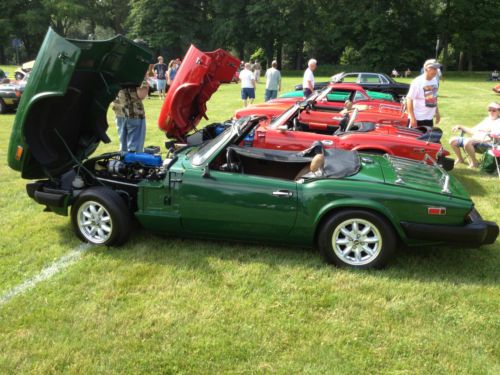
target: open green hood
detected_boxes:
[7,28,153,179]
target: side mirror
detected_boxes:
[202,167,210,178]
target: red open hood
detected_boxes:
[158,45,240,140]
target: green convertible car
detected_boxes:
[7,29,499,269]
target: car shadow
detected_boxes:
[83,228,500,287]
[450,169,487,194]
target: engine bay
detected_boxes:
[83,147,166,184]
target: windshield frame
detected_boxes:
[190,117,252,166]
[269,89,327,129]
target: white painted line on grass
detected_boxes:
[0,243,91,306]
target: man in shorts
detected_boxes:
[449,102,500,168]
[264,60,281,101]
[406,59,441,128]
[239,62,256,107]
[153,56,168,100]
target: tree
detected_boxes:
[128,0,211,59]
[210,0,249,59]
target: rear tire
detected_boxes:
[71,187,131,246]
[0,99,7,114]
[318,210,396,269]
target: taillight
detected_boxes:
[15,90,21,97]
[428,207,446,215]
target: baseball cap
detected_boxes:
[488,102,500,110]
[424,59,440,69]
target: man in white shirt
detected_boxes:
[449,102,500,168]
[303,59,317,97]
[406,59,441,128]
[264,60,281,101]
[239,63,256,107]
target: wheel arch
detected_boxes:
[312,200,407,246]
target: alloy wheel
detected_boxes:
[331,218,382,266]
[77,200,113,244]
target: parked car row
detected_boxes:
[7,29,499,270]
[294,72,410,100]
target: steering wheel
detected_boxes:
[345,108,359,132]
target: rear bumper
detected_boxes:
[401,210,498,246]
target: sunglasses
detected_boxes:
[488,108,498,112]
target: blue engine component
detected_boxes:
[214,124,254,146]
[123,152,162,167]
[243,131,254,146]
[214,124,227,135]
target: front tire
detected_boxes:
[318,210,396,269]
[71,187,131,246]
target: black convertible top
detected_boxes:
[228,142,361,179]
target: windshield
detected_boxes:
[269,105,300,128]
[270,89,326,128]
[191,126,235,166]
[314,86,332,101]
[190,117,250,166]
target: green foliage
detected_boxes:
[339,46,362,66]
[0,0,499,69]
[0,69,499,373]
[249,48,265,63]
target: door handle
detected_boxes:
[272,190,293,198]
[412,148,426,153]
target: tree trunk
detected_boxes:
[238,43,245,62]
[458,51,464,71]
[276,40,283,70]
[295,41,304,70]
[442,34,449,71]
[467,45,473,72]
[265,40,274,69]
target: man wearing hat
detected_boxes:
[406,59,441,128]
[449,102,500,168]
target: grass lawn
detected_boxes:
[0,64,499,374]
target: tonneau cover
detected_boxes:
[228,143,361,179]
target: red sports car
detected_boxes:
[159,46,453,171]
[235,83,408,128]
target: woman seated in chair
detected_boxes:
[449,102,500,168]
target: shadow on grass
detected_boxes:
[449,169,488,193]
[79,226,500,287]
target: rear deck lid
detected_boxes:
[380,154,469,199]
